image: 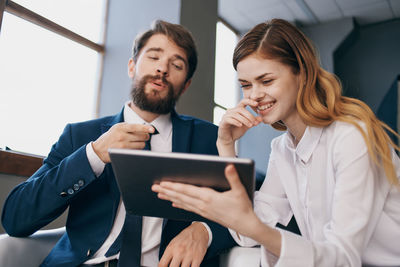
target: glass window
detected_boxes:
[0,7,103,155]
[12,0,106,43]
[213,106,226,127]
[213,21,238,125]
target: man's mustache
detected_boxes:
[147,74,169,86]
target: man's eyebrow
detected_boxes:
[238,78,248,83]
[145,47,187,66]
[145,47,163,53]
[173,54,187,65]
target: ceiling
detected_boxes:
[219,0,400,33]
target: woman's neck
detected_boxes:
[283,115,307,147]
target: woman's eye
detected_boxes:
[240,84,251,89]
[148,56,158,60]
[262,80,272,85]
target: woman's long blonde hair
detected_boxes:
[233,19,400,185]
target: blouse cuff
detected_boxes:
[271,229,313,267]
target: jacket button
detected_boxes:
[78,179,84,186]
[87,249,91,257]
[67,188,74,195]
[60,192,67,197]
[73,184,80,191]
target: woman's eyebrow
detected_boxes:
[238,73,272,83]
[255,73,272,81]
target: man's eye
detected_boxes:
[172,63,183,70]
[240,84,251,89]
[148,56,158,60]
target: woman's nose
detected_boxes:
[249,85,266,101]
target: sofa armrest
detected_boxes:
[0,227,65,267]
[219,246,261,267]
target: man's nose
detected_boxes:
[156,60,169,76]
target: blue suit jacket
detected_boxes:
[2,108,235,266]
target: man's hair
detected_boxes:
[132,20,197,81]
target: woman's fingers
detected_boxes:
[237,98,259,108]
[223,110,255,128]
[153,183,203,204]
[225,164,247,193]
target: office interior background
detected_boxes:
[0,0,399,233]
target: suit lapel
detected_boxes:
[171,110,193,153]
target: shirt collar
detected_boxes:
[123,101,172,141]
[285,126,323,164]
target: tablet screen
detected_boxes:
[109,148,255,221]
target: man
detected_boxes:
[2,20,235,267]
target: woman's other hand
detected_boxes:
[217,98,262,157]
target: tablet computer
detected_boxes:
[108,148,255,222]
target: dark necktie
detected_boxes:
[106,126,159,267]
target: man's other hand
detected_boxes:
[159,222,209,267]
[92,123,155,163]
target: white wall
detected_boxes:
[98,0,181,117]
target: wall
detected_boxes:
[176,0,218,122]
[238,18,355,173]
[301,18,355,72]
[98,0,181,117]
[98,0,219,123]
[335,19,400,112]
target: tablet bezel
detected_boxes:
[109,148,255,222]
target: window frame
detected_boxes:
[0,0,108,166]
[213,18,240,123]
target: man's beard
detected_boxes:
[130,74,184,114]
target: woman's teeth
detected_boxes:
[257,102,275,111]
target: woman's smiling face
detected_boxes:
[236,53,301,127]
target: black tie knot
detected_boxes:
[144,125,158,151]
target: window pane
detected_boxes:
[213,106,226,126]
[13,0,106,43]
[0,13,99,156]
[214,21,238,109]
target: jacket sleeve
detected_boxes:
[1,124,97,237]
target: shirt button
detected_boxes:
[78,180,84,187]
[60,192,68,197]
[73,184,80,191]
[67,188,74,195]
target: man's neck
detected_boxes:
[128,101,161,123]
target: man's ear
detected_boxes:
[128,58,136,78]
[180,79,192,95]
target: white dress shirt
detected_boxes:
[231,121,400,266]
[84,102,211,266]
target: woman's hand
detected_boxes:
[152,165,259,237]
[217,99,262,156]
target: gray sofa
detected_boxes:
[0,227,260,267]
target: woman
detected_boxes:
[152,19,400,266]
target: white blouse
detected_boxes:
[232,121,400,266]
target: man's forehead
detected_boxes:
[143,34,187,61]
